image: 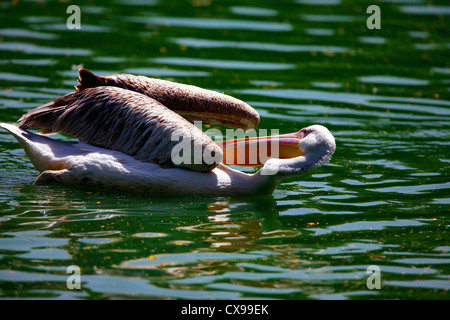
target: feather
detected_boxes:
[21,86,223,172]
[74,68,260,130]
[19,68,260,172]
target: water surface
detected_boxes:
[0,0,449,299]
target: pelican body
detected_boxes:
[1,69,336,195]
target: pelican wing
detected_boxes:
[20,86,222,172]
[74,68,260,130]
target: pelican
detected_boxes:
[0,69,336,195]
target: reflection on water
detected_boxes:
[0,0,449,299]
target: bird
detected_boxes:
[1,69,336,195]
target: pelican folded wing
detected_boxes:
[19,86,222,172]
[76,68,260,130]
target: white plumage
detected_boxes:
[0,123,335,195]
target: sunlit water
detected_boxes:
[0,0,449,299]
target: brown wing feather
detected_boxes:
[75,68,260,130]
[76,68,105,90]
[20,86,222,172]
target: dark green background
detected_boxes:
[0,0,448,299]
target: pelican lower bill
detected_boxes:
[217,132,305,167]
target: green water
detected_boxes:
[0,0,449,300]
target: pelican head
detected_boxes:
[298,125,336,158]
[259,124,336,179]
[2,69,336,195]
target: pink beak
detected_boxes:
[216,129,307,167]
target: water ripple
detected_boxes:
[367,182,450,195]
[124,67,210,77]
[0,72,48,83]
[152,57,295,70]
[171,37,349,53]
[239,88,450,115]
[0,28,58,40]
[230,6,278,17]
[400,5,450,15]
[359,75,429,86]
[0,41,92,56]
[384,280,450,290]
[124,16,292,32]
[310,219,427,236]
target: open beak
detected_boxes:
[216,129,306,167]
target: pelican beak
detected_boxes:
[217,129,306,167]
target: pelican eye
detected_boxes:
[300,128,312,137]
